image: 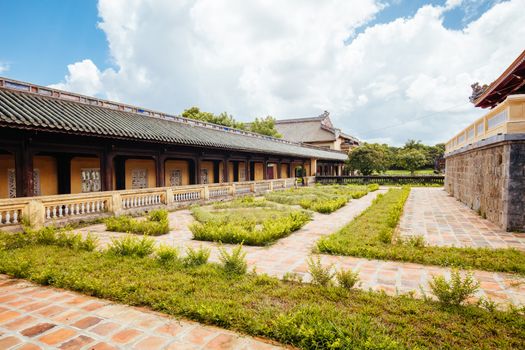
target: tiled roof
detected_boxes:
[0,80,347,161]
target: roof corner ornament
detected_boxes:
[469,82,488,103]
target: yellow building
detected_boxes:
[0,77,348,199]
[444,50,525,231]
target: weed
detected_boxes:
[336,269,360,289]
[218,244,247,275]
[107,235,155,257]
[282,272,303,283]
[307,256,334,287]
[148,209,168,222]
[399,235,426,248]
[428,270,480,306]
[183,246,210,267]
[156,244,180,264]
[105,214,169,236]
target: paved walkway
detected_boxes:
[0,276,284,350]
[399,188,525,250]
[77,189,525,307]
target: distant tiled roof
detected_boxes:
[0,78,347,161]
[275,111,359,144]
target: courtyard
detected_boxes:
[2,184,524,349]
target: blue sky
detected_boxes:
[0,0,521,145]
[0,0,111,83]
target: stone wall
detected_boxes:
[445,136,525,231]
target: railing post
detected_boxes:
[230,183,236,197]
[269,180,274,192]
[203,185,210,200]
[250,182,256,193]
[110,193,123,216]
[27,199,45,229]
[165,188,174,206]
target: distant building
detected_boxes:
[275,111,360,153]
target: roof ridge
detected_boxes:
[0,76,348,157]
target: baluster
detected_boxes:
[81,203,85,214]
[13,210,18,224]
[64,205,69,216]
[52,206,57,218]
[86,202,91,214]
[74,203,79,215]
[96,201,100,212]
[0,212,3,225]
[58,206,63,217]
[91,202,95,212]
[46,207,51,219]
[5,211,11,224]
[101,201,105,211]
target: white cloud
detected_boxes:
[49,59,103,96]
[52,0,525,145]
[0,62,9,74]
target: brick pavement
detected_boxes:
[399,188,525,250]
[0,276,284,350]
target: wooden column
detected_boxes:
[101,151,115,192]
[16,140,34,198]
[263,160,268,180]
[223,157,229,183]
[288,162,293,178]
[195,156,202,184]
[277,161,282,179]
[246,159,251,181]
[156,154,166,187]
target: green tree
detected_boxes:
[181,107,246,129]
[347,143,389,175]
[249,116,282,138]
[396,148,427,175]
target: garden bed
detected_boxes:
[317,188,525,274]
[0,232,523,350]
[265,184,378,213]
[105,209,170,236]
[190,197,311,245]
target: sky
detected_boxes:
[1,0,524,146]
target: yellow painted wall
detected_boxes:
[125,159,156,189]
[254,163,264,180]
[228,162,234,182]
[34,156,58,196]
[281,164,289,178]
[70,157,100,194]
[0,155,15,198]
[238,161,246,181]
[165,160,190,186]
[200,161,214,184]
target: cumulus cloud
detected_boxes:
[49,59,103,96]
[0,62,9,74]
[51,0,525,145]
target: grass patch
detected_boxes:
[190,198,311,245]
[0,235,524,349]
[105,209,170,236]
[317,188,525,274]
[265,184,377,214]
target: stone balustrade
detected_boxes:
[446,94,525,154]
[0,178,305,229]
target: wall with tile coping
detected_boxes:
[445,135,525,231]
